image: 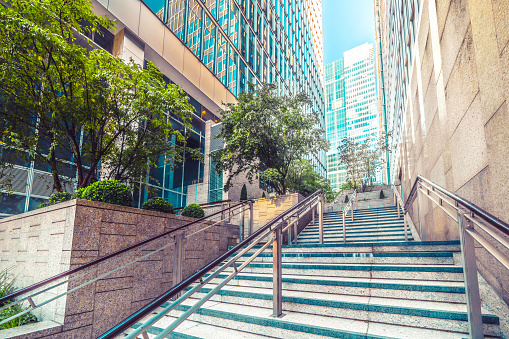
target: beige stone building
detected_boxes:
[376,0,509,302]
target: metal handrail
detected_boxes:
[392,185,409,241]
[0,200,253,324]
[342,189,357,242]
[98,190,324,339]
[403,175,509,338]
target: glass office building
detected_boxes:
[145,0,326,177]
[325,43,381,190]
[325,59,347,191]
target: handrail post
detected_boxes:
[342,212,346,243]
[172,231,185,300]
[288,217,292,245]
[249,202,254,237]
[272,225,283,317]
[355,192,358,210]
[240,204,245,241]
[393,187,396,205]
[294,213,298,245]
[417,183,425,241]
[458,211,484,339]
[312,205,315,225]
[403,210,408,241]
[318,195,324,244]
[397,200,401,218]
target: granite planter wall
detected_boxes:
[0,199,239,338]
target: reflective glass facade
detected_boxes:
[325,59,347,191]
[325,43,381,190]
[145,0,326,177]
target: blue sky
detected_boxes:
[322,0,375,64]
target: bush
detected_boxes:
[240,184,247,201]
[72,187,87,199]
[181,203,204,219]
[379,190,385,199]
[81,180,133,207]
[36,191,72,209]
[142,197,174,214]
[262,192,266,198]
[344,195,349,204]
[0,268,37,330]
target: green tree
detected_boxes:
[240,184,247,201]
[285,159,338,203]
[0,0,197,192]
[212,84,329,195]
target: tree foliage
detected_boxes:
[284,159,338,203]
[337,131,394,192]
[211,84,329,195]
[0,0,197,192]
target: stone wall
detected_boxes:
[390,0,509,305]
[0,199,239,338]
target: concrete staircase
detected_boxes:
[297,206,413,244]
[127,207,501,338]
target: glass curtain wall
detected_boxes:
[146,0,327,177]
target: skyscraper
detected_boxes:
[325,43,380,191]
[150,0,326,178]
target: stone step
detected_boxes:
[220,261,464,281]
[206,272,466,303]
[301,227,407,236]
[297,230,409,239]
[307,219,405,228]
[157,298,491,339]
[301,224,406,233]
[233,240,462,253]
[176,287,500,336]
[239,251,456,265]
[297,236,414,243]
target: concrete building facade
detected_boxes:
[376,0,509,304]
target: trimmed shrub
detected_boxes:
[36,192,72,209]
[181,203,204,219]
[72,187,87,199]
[262,192,266,198]
[379,190,385,199]
[142,197,174,214]
[240,184,247,201]
[81,180,133,207]
[344,195,349,204]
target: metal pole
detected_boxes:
[458,211,484,339]
[355,193,358,210]
[272,226,283,317]
[293,216,298,245]
[318,196,324,244]
[312,206,315,225]
[403,212,408,241]
[417,184,424,241]
[240,205,245,242]
[288,217,292,245]
[172,232,184,299]
[249,202,254,237]
[342,213,346,243]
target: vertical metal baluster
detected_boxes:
[240,205,245,242]
[172,232,184,299]
[318,196,324,244]
[294,212,299,244]
[397,200,401,218]
[458,211,484,339]
[403,209,408,241]
[249,202,254,237]
[272,225,283,317]
[417,183,424,241]
[343,212,346,243]
[288,217,292,245]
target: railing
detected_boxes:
[341,189,357,243]
[98,190,325,339]
[404,175,509,338]
[392,185,409,241]
[0,200,253,328]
